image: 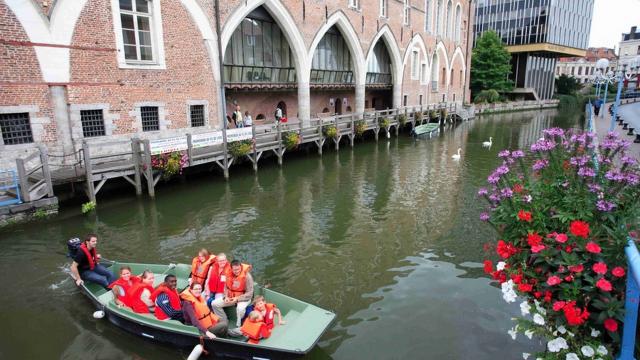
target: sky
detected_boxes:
[588,0,640,50]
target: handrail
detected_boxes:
[620,238,640,359]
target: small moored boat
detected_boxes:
[75,261,335,359]
[411,123,440,138]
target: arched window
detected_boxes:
[256,114,265,120]
[436,0,443,36]
[441,67,446,87]
[430,53,438,91]
[311,26,354,85]
[459,69,463,87]
[424,0,432,33]
[455,5,461,43]
[445,0,452,39]
[366,41,393,85]
[223,7,295,85]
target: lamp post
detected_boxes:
[593,58,614,118]
[610,57,640,131]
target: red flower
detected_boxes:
[544,290,552,303]
[568,264,584,273]
[563,301,590,326]
[555,233,568,243]
[592,262,608,275]
[564,275,574,282]
[531,244,546,253]
[553,301,566,311]
[585,242,602,254]
[527,232,543,247]
[612,267,626,278]
[496,240,517,259]
[518,283,533,292]
[511,274,523,284]
[518,210,532,222]
[483,260,493,274]
[604,318,618,332]
[513,183,523,193]
[570,220,590,238]
[596,278,612,292]
[533,291,542,299]
[565,245,573,253]
[547,276,562,286]
[491,271,507,283]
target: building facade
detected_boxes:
[0,0,473,169]
[473,0,593,100]
[619,26,640,67]
[556,47,618,84]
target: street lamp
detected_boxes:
[610,57,640,131]
[594,58,615,118]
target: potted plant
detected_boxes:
[354,120,366,137]
[429,110,439,120]
[398,114,407,126]
[283,131,301,151]
[151,151,189,180]
[414,111,423,123]
[228,140,253,158]
[323,125,338,139]
[378,117,391,128]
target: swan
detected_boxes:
[452,148,461,160]
[482,137,493,148]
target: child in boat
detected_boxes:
[240,310,272,344]
[252,295,285,329]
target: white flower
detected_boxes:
[596,345,607,355]
[557,325,567,334]
[590,328,601,337]
[533,300,547,315]
[566,353,579,360]
[508,327,518,340]
[497,261,506,271]
[524,329,534,339]
[533,313,545,325]
[520,301,531,316]
[581,345,594,357]
[501,280,517,303]
[522,353,530,360]
[547,337,569,353]
[524,195,533,203]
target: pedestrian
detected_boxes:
[232,105,243,128]
[274,106,283,124]
[243,111,253,127]
[594,98,602,116]
[70,233,115,288]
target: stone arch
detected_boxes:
[221,0,310,120]
[366,25,403,108]
[448,46,466,101]
[402,34,428,69]
[308,11,366,113]
[435,41,450,81]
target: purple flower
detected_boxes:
[498,150,511,158]
[577,167,596,177]
[569,156,589,167]
[542,128,565,137]
[621,155,637,166]
[596,200,616,212]
[477,188,488,196]
[487,173,500,184]
[500,188,513,198]
[489,193,500,202]
[532,159,549,171]
[587,183,602,193]
[605,170,625,182]
[480,212,490,221]
[626,173,640,185]
[530,140,556,152]
[495,165,510,176]
[511,150,525,159]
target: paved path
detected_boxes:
[593,100,640,160]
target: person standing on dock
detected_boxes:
[211,260,253,328]
[232,105,243,128]
[70,234,115,288]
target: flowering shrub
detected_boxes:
[354,120,366,137]
[283,131,301,151]
[228,140,253,158]
[378,117,391,128]
[414,111,423,123]
[481,129,640,359]
[151,151,189,180]
[323,125,338,139]
[398,114,407,126]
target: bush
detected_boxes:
[429,110,439,120]
[398,114,407,126]
[481,129,640,359]
[414,111,423,123]
[283,131,300,151]
[354,120,366,137]
[378,117,391,128]
[440,108,448,120]
[82,201,96,214]
[323,125,338,139]
[228,140,253,158]
[151,151,189,180]
[474,89,501,104]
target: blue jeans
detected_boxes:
[80,264,115,288]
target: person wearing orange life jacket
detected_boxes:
[108,266,141,308]
[180,282,228,339]
[252,295,285,330]
[70,233,115,288]
[150,274,183,321]
[206,253,232,302]
[190,248,215,286]
[240,310,272,344]
[211,260,253,328]
[129,270,155,314]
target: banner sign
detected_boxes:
[192,131,223,148]
[149,136,188,155]
[225,127,253,143]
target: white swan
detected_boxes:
[482,137,493,148]
[452,148,461,160]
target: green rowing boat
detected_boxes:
[412,123,440,137]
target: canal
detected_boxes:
[0,108,582,359]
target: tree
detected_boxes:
[555,74,582,95]
[470,30,513,98]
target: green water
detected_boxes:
[0,108,582,360]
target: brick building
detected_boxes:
[556,47,618,85]
[0,0,472,168]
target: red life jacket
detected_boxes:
[240,318,271,344]
[207,262,231,294]
[191,255,215,285]
[108,276,140,307]
[263,303,276,330]
[128,282,155,313]
[79,243,98,270]
[150,284,182,320]
[226,263,252,298]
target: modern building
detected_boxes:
[473,0,594,100]
[556,47,618,84]
[0,0,473,169]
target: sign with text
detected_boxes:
[225,127,253,143]
[192,131,223,148]
[149,136,188,155]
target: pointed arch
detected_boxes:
[366,25,403,108]
[402,34,428,68]
[454,3,462,43]
[448,46,466,89]
[435,41,450,74]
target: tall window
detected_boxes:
[311,27,354,84]
[431,54,439,91]
[80,110,106,137]
[436,0,443,36]
[421,63,427,83]
[454,5,461,42]
[119,0,154,62]
[445,0,452,39]
[190,105,205,127]
[0,113,33,145]
[366,41,392,85]
[380,0,387,17]
[223,7,295,84]
[425,0,432,33]
[403,0,410,26]
[349,0,359,9]
[411,50,419,79]
[141,106,159,132]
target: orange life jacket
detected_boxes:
[79,243,98,270]
[191,255,215,285]
[108,276,140,307]
[150,284,182,320]
[207,262,231,294]
[263,303,276,329]
[180,289,220,329]
[128,282,155,313]
[241,318,271,344]
[226,264,252,298]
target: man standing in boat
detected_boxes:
[70,234,115,288]
[211,260,253,328]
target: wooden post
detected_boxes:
[251,124,258,171]
[186,133,194,167]
[142,139,155,198]
[37,145,54,197]
[131,138,142,196]
[277,122,283,165]
[15,158,30,203]
[350,114,355,147]
[334,116,339,151]
[395,109,399,137]
[374,112,380,142]
[82,141,96,203]
[222,126,229,179]
[317,120,323,155]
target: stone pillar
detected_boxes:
[50,85,74,162]
[355,83,365,114]
[297,81,311,126]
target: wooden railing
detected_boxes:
[14,145,54,203]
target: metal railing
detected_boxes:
[0,169,21,206]
[223,64,297,84]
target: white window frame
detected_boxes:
[403,0,410,26]
[421,62,428,84]
[111,0,166,70]
[348,0,360,10]
[411,50,419,80]
[379,0,387,18]
[425,0,432,34]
